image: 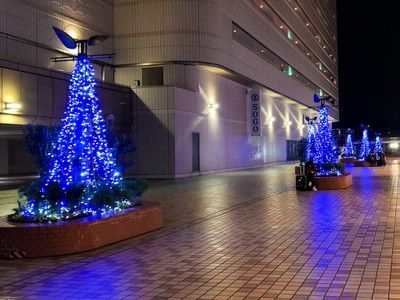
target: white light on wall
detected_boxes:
[265,116,276,125]
[4,102,22,113]
[284,120,292,128]
[389,142,399,149]
[209,103,219,109]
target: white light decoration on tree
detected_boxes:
[313,105,341,175]
[358,129,370,161]
[374,135,383,154]
[343,133,355,158]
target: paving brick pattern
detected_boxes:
[0,160,400,299]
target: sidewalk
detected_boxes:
[1,160,400,299]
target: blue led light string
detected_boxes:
[374,136,383,153]
[314,105,340,175]
[358,129,370,161]
[46,54,122,188]
[343,133,355,158]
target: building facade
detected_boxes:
[0,0,338,178]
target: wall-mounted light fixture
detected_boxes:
[283,120,292,128]
[265,116,276,125]
[4,102,22,113]
[209,103,219,109]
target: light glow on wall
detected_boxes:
[3,102,22,113]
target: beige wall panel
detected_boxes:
[114,67,136,87]
[162,45,199,62]
[135,87,173,111]
[184,65,199,92]
[171,87,196,114]
[137,47,164,63]
[20,73,37,116]
[37,76,53,117]
[132,1,163,48]
[164,65,186,88]
[198,1,230,54]
[163,1,199,46]
[3,69,20,104]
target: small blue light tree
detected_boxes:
[343,133,355,158]
[374,135,383,154]
[314,105,342,176]
[358,129,370,161]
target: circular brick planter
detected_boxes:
[315,173,352,190]
[0,202,162,258]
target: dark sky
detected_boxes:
[337,1,400,136]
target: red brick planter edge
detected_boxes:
[0,201,162,258]
[315,173,353,190]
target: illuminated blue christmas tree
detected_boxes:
[314,105,340,175]
[8,29,146,223]
[343,133,355,158]
[374,135,383,153]
[358,129,370,161]
[45,54,122,188]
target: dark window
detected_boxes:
[192,133,200,172]
[286,140,299,161]
[142,67,163,86]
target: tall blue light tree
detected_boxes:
[343,133,355,158]
[358,129,370,161]
[9,28,145,222]
[374,135,383,153]
[314,105,340,175]
[45,54,122,189]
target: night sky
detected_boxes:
[336,1,400,136]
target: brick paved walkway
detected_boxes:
[1,160,400,299]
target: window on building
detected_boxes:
[142,67,163,86]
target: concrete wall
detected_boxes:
[114,0,338,105]
[123,65,306,178]
[0,0,115,81]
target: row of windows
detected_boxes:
[251,0,336,86]
[286,0,337,59]
[232,23,331,100]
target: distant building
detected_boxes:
[0,0,338,178]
